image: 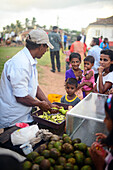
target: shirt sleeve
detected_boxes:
[7,65,29,97]
[106,72,113,83]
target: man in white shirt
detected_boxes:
[88,38,102,82]
[0,28,58,129]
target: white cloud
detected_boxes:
[0,0,113,31]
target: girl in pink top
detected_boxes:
[81,55,95,96]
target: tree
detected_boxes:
[31,17,36,27]
[25,18,30,29]
[6,25,10,33]
[43,25,46,29]
[16,20,22,33]
[10,23,16,31]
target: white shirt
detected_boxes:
[97,71,113,92]
[0,47,38,128]
[88,45,102,74]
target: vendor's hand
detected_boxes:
[49,104,61,114]
[98,66,104,75]
[96,133,107,143]
[39,101,51,112]
[89,144,106,170]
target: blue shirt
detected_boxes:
[88,45,102,74]
[100,42,110,50]
[0,47,38,128]
[64,35,67,43]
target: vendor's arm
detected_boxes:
[98,66,112,93]
[36,86,60,111]
[16,95,51,111]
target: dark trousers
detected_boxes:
[50,51,60,72]
[94,73,98,82]
[64,42,67,50]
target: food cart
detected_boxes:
[66,92,108,146]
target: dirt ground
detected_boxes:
[39,65,66,98]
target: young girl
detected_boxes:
[80,55,95,96]
[65,52,83,99]
[90,94,113,170]
[60,78,81,106]
[94,50,113,94]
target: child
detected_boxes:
[65,52,83,99]
[64,45,71,70]
[60,78,81,106]
[80,55,95,96]
[90,94,113,170]
[94,50,113,94]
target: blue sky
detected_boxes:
[0,0,113,31]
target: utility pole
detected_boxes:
[57,16,59,27]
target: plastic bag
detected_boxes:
[11,125,39,146]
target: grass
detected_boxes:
[0,46,66,78]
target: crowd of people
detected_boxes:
[0,27,113,169]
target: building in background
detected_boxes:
[86,16,113,49]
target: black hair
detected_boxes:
[84,55,95,64]
[69,52,81,62]
[101,96,113,146]
[65,78,78,88]
[26,39,47,50]
[68,45,71,50]
[93,37,99,45]
[77,36,81,41]
[101,49,113,72]
[53,26,58,30]
[103,38,108,44]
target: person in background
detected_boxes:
[79,55,95,97]
[48,26,63,73]
[90,94,113,170]
[61,78,81,107]
[64,45,71,70]
[99,35,103,45]
[100,38,110,50]
[88,37,102,82]
[0,28,59,129]
[64,33,68,50]
[70,35,84,61]
[93,49,113,94]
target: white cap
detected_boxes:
[27,28,54,49]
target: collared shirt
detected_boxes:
[0,47,38,128]
[61,94,80,106]
[88,45,102,74]
[48,31,61,51]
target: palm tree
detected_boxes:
[10,23,16,32]
[31,17,36,27]
[6,25,10,33]
[16,20,22,33]
[25,18,29,29]
[43,25,46,29]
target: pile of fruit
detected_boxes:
[36,107,68,124]
[22,134,94,170]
